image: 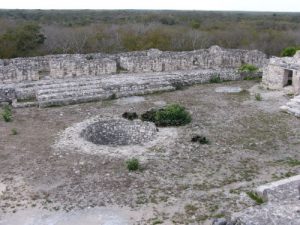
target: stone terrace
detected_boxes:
[0,46,267,107]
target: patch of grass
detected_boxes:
[285,158,300,167]
[122,112,138,120]
[141,104,192,127]
[238,64,259,73]
[243,76,261,81]
[152,220,163,225]
[2,105,12,122]
[191,135,209,144]
[184,204,198,215]
[126,158,140,171]
[209,75,222,83]
[246,191,264,205]
[11,128,18,135]
[255,93,262,101]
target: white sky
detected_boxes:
[1,0,300,12]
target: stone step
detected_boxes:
[256,175,300,202]
[38,85,175,107]
[38,94,108,107]
[37,88,106,102]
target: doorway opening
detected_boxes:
[284,69,293,86]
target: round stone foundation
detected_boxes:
[80,119,157,146]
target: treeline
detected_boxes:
[0,10,300,58]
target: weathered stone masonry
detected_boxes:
[0,46,267,107]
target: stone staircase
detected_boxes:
[228,175,300,225]
[11,69,238,108]
[280,95,300,117]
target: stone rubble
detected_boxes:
[280,95,300,117]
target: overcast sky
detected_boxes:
[1,0,300,12]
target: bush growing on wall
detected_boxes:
[238,64,259,73]
[280,46,300,57]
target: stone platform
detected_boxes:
[2,69,241,108]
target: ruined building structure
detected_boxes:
[262,51,300,95]
[0,46,267,107]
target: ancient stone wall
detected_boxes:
[0,46,267,84]
[118,46,267,73]
[0,54,117,84]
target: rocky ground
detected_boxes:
[0,80,300,225]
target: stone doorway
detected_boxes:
[284,69,293,86]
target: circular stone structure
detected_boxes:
[81,119,157,146]
[53,116,177,157]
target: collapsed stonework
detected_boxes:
[262,51,300,95]
[0,46,267,107]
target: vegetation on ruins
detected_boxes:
[11,128,18,135]
[280,46,300,57]
[0,10,300,58]
[246,191,264,205]
[1,105,12,122]
[141,104,192,127]
[255,93,262,101]
[126,158,140,171]
[209,75,222,83]
[238,64,259,73]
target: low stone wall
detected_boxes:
[0,46,267,84]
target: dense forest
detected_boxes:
[0,9,300,58]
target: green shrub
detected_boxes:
[209,75,222,83]
[11,128,18,135]
[246,191,264,205]
[122,112,138,120]
[255,93,262,101]
[238,64,259,73]
[142,104,192,127]
[141,109,157,123]
[2,105,12,122]
[126,158,140,171]
[191,135,209,144]
[281,46,300,57]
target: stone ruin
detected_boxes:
[262,51,300,117]
[0,46,267,107]
[262,51,300,95]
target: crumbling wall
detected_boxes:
[0,54,117,84]
[262,54,300,95]
[0,46,267,84]
[119,46,267,73]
